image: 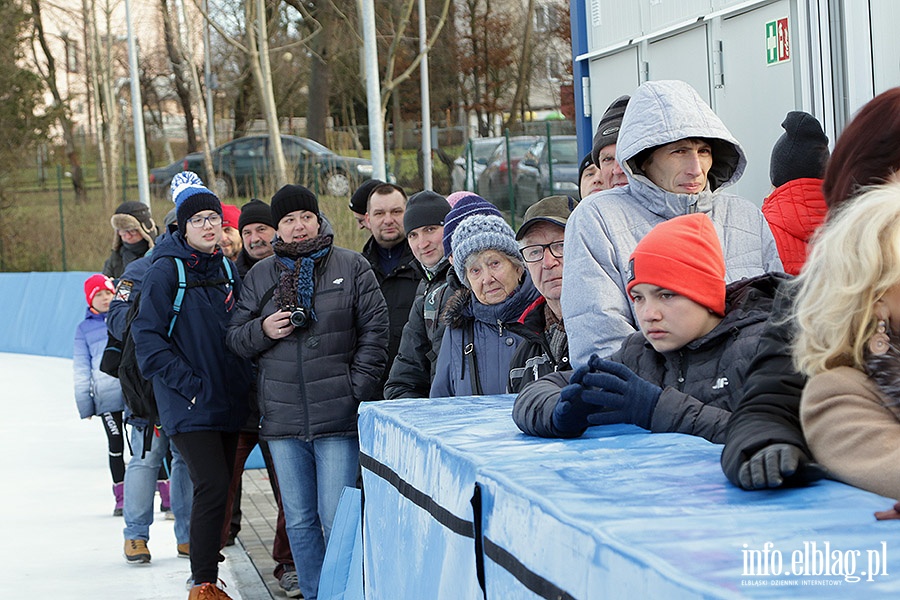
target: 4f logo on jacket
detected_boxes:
[712,377,729,390]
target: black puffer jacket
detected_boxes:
[383,261,458,399]
[226,237,389,441]
[513,273,786,442]
[720,286,811,486]
[361,237,420,397]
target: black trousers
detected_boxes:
[99,411,126,484]
[171,430,238,585]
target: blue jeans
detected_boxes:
[268,435,359,600]
[123,424,192,544]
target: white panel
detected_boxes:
[646,26,711,104]
[869,0,900,94]
[715,0,798,206]
[588,0,642,51]
[648,0,709,30]
[588,49,641,138]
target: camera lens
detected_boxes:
[290,308,308,328]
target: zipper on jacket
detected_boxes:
[498,319,504,336]
[676,351,686,391]
[295,331,312,441]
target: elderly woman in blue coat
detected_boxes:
[430,212,541,397]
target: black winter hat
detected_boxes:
[349,179,385,215]
[591,95,630,167]
[238,199,275,233]
[114,201,154,231]
[271,184,319,226]
[403,190,451,235]
[769,111,830,188]
[577,153,593,189]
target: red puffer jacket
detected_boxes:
[761,178,827,275]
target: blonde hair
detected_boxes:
[792,180,900,376]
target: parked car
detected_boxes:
[450,137,503,192]
[513,135,580,215]
[149,135,374,199]
[476,136,540,209]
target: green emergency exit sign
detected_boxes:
[766,18,790,65]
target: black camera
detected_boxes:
[289,307,310,329]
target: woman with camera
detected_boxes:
[226,184,389,600]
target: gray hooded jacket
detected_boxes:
[561,80,782,365]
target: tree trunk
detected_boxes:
[505,0,534,129]
[307,1,336,144]
[30,0,88,204]
[160,0,197,152]
[246,0,286,188]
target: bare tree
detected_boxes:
[504,0,535,128]
[160,0,198,151]
[27,0,88,204]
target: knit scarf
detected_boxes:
[273,234,334,320]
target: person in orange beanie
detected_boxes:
[513,213,788,442]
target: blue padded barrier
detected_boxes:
[358,395,900,599]
[319,486,364,600]
[0,272,94,358]
[358,397,484,600]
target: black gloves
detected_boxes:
[551,354,663,435]
[737,443,827,489]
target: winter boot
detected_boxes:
[113,482,125,517]
[158,480,171,513]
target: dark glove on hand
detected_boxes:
[737,443,827,490]
[551,364,597,435]
[577,355,662,429]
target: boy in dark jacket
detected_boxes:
[133,172,251,599]
[513,213,782,443]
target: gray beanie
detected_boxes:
[451,214,522,286]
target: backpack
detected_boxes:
[101,256,235,457]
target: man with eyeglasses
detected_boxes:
[506,195,577,393]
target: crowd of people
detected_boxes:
[70,80,900,599]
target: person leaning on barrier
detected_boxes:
[506,196,576,393]
[722,87,900,490]
[226,184,389,600]
[383,190,452,399]
[513,213,782,442]
[561,80,783,365]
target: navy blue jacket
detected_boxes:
[132,231,251,435]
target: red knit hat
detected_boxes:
[627,214,726,316]
[221,203,241,229]
[84,274,115,307]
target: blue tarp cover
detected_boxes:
[359,395,900,599]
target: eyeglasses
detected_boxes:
[187,214,223,228]
[520,241,564,263]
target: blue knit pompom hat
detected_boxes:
[451,214,522,286]
[171,171,222,234]
[441,194,502,257]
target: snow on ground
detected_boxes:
[0,353,255,599]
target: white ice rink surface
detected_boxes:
[0,353,264,599]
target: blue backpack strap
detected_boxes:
[168,257,187,337]
[222,257,234,285]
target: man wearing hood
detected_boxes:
[561,80,783,365]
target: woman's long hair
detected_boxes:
[792,180,900,376]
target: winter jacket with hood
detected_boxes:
[74,307,125,418]
[761,177,827,276]
[383,259,457,399]
[561,80,783,365]
[226,220,389,441]
[514,273,784,442]
[132,230,251,435]
[430,274,541,398]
